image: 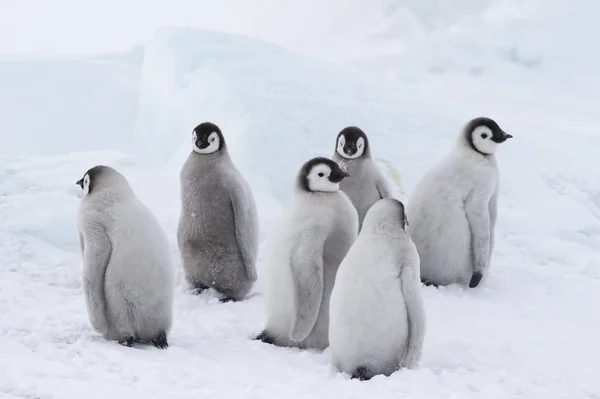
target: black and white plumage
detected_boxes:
[76,165,175,348]
[177,122,259,302]
[256,157,359,350]
[406,117,513,288]
[332,126,392,229]
[329,198,426,380]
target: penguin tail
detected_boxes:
[254,330,275,345]
[351,366,373,381]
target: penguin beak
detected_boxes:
[329,170,349,183]
[492,131,513,143]
[76,178,84,189]
[196,140,210,149]
[344,144,357,156]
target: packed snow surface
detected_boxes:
[1,20,600,399]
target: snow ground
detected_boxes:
[2,14,600,399]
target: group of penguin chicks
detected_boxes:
[76,116,512,381]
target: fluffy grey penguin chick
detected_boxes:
[76,165,175,348]
[332,126,392,229]
[177,122,259,302]
[255,157,359,350]
[329,198,426,381]
[406,117,512,288]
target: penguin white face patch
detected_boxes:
[193,131,220,154]
[337,135,365,159]
[82,174,91,196]
[307,164,339,192]
[471,126,498,155]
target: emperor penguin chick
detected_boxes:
[76,165,175,348]
[332,126,392,229]
[406,117,513,288]
[177,122,259,302]
[329,198,426,381]
[256,157,358,350]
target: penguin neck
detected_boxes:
[190,146,231,163]
[333,151,371,170]
[454,134,496,160]
[87,184,135,206]
[292,186,339,206]
[364,218,405,238]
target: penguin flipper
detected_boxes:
[375,176,392,199]
[228,183,259,282]
[289,227,327,342]
[465,191,491,281]
[81,223,112,335]
[469,272,483,288]
[400,262,426,369]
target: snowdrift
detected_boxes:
[0,57,140,157]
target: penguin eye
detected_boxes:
[481,133,488,139]
[318,173,324,177]
[210,137,215,142]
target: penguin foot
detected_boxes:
[421,279,439,288]
[219,296,242,303]
[351,366,373,381]
[119,336,135,348]
[190,284,209,295]
[254,330,275,345]
[469,272,483,288]
[151,332,169,349]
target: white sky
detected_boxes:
[0,0,397,58]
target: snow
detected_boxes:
[2,7,600,399]
[0,58,140,158]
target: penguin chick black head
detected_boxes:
[192,122,225,154]
[298,157,350,193]
[76,165,128,196]
[463,117,512,156]
[336,126,370,159]
[362,198,409,231]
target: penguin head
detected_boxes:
[363,198,409,231]
[76,165,130,197]
[192,122,224,154]
[465,117,512,155]
[76,172,92,196]
[299,157,349,193]
[336,126,369,159]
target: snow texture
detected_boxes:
[1,11,600,399]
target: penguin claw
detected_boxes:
[151,332,169,349]
[351,366,373,381]
[219,297,239,303]
[119,336,135,347]
[421,279,438,287]
[254,330,275,345]
[469,272,483,288]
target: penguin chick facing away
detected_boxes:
[177,122,259,302]
[329,198,426,381]
[332,126,392,230]
[76,165,175,348]
[256,157,359,350]
[406,117,512,288]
